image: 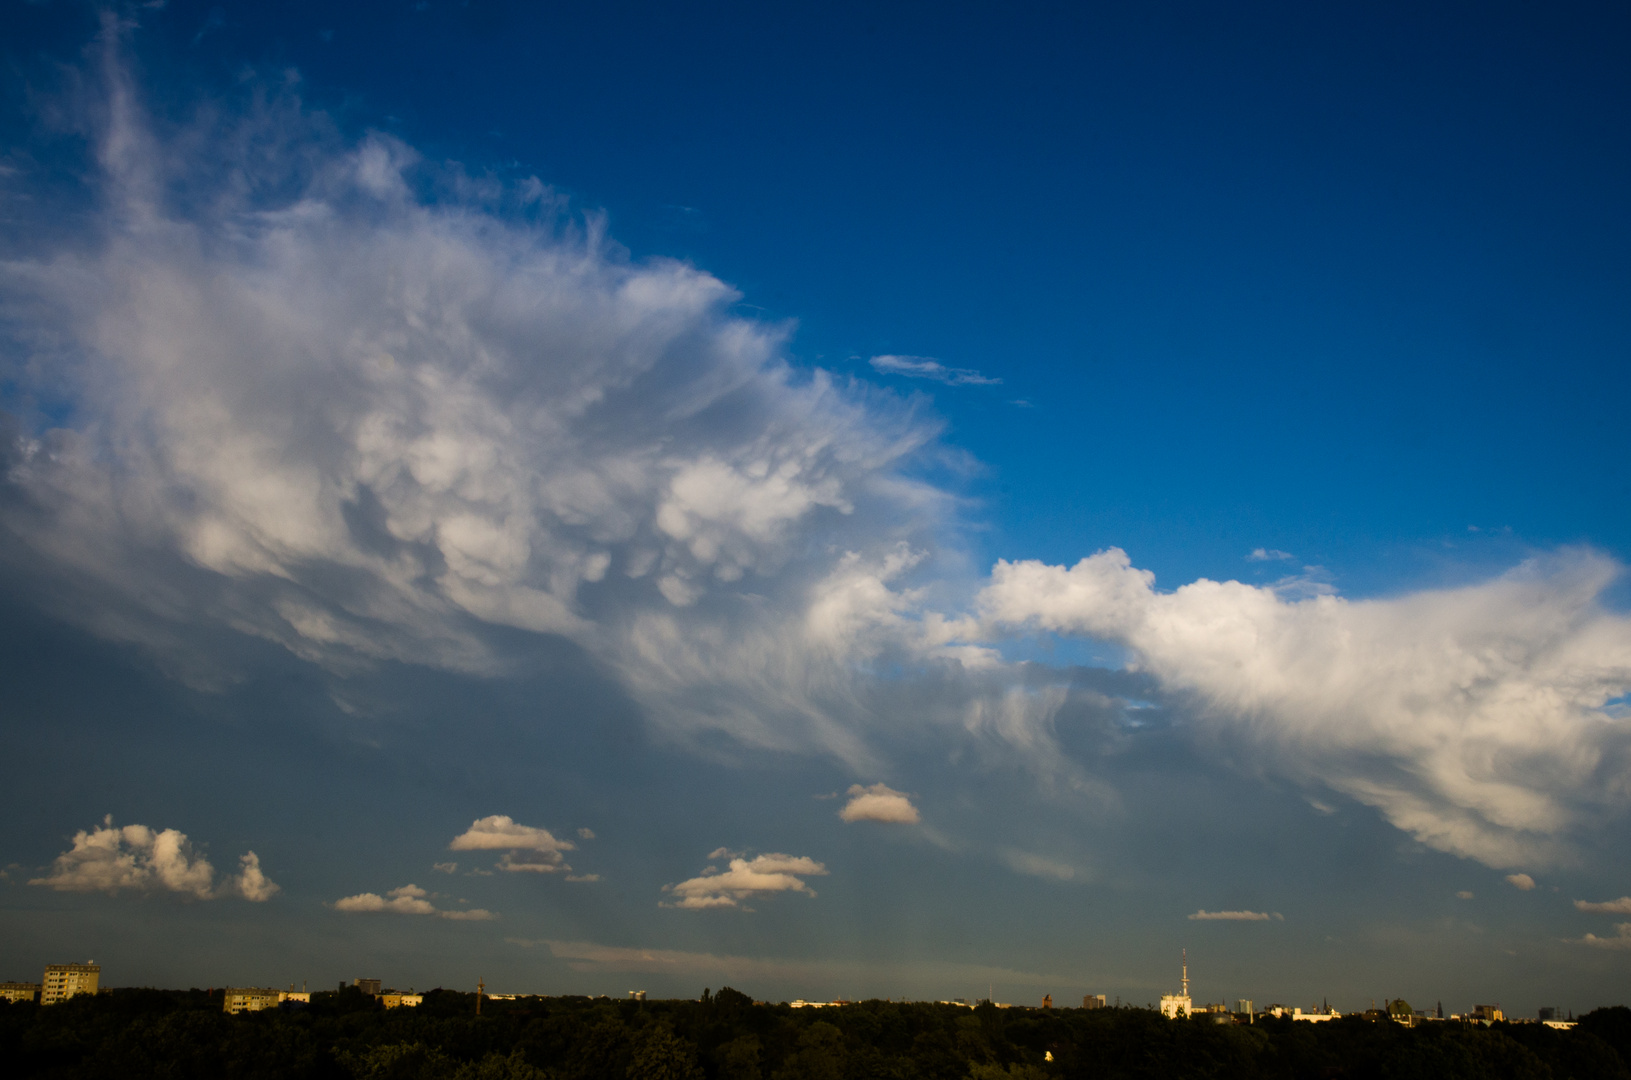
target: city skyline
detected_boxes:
[1,1,1629,1016]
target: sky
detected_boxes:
[1,0,1629,1015]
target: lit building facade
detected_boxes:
[41,964,99,1004]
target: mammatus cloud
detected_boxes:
[662,852,827,909]
[449,816,576,873]
[29,818,278,900]
[1575,896,1631,914]
[1247,548,1294,562]
[868,355,1000,386]
[974,548,1631,869]
[1506,873,1537,891]
[839,783,920,824]
[1188,910,1280,921]
[333,883,495,920]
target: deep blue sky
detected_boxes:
[1,0,1629,1013]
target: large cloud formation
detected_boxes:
[0,23,951,762]
[662,851,828,910]
[31,818,278,901]
[975,548,1631,868]
[449,815,576,874]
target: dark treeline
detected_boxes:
[3,986,1631,1080]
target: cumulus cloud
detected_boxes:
[1456,891,1476,900]
[333,883,495,920]
[1506,873,1537,891]
[868,355,1000,386]
[839,783,920,824]
[450,816,575,873]
[1575,896,1631,914]
[1574,923,1631,949]
[0,29,951,766]
[29,818,278,900]
[662,852,828,910]
[975,548,1631,868]
[1188,910,1277,921]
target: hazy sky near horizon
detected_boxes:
[2,0,1630,1014]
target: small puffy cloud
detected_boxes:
[839,783,920,824]
[869,355,1001,386]
[1189,910,1276,921]
[1574,923,1631,949]
[1456,891,1476,900]
[30,818,277,901]
[450,815,575,873]
[663,852,828,910]
[333,883,495,920]
[1506,873,1537,891]
[1575,896,1631,914]
[433,862,458,874]
[1248,548,1295,562]
[577,828,596,841]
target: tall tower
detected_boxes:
[1181,950,1189,999]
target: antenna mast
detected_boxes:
[1181,950,1189,999]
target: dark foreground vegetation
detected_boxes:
[3,987,1631,1080]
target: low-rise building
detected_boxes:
[381,994,423,1009]
[353,978,382,995]
[1,982,41,1004]
[41,964,99,1004]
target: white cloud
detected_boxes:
[433,862,458,874]
[1506,873,1537,891]
[1456,891,1475,900]
[577,828,596,840]
[868,355,1000,386]
[1001,850,1076,881]
[1248,548,1295,562]
[1574,923,1631,949]
[663,852,828,910]
[1575,896,1631,914]
[0,40,952,769]
[333,883,494,920]
[449,815,574,873]
[975,548,1631,869]
[839,783,920,824]
[1188,910,1275,921]
[29,818,277,901]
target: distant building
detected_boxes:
[1159,951,1193,1019]
[629,991,646,1001]
[1236,1000,1253,1017]
[223,989,280,1014]
[1083,994,1107,1010]
[1543,1020,1577,1031]
[354,978,382,995]
[380,994,422,1009]
[1041,994,1052,1009]
[1470,1004,1504,1024]
[41,964,99,1004]
[1538,1007,1561,1021]
[1,982,40,1004]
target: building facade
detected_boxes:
[0,982,41,1003]
[41,964,99,1004]
[380,994,423,1009]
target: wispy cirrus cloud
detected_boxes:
[1248,548,1294,562]
[1188,909,1280,921]
[30,817,277,901]
[868,354,1000,386]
